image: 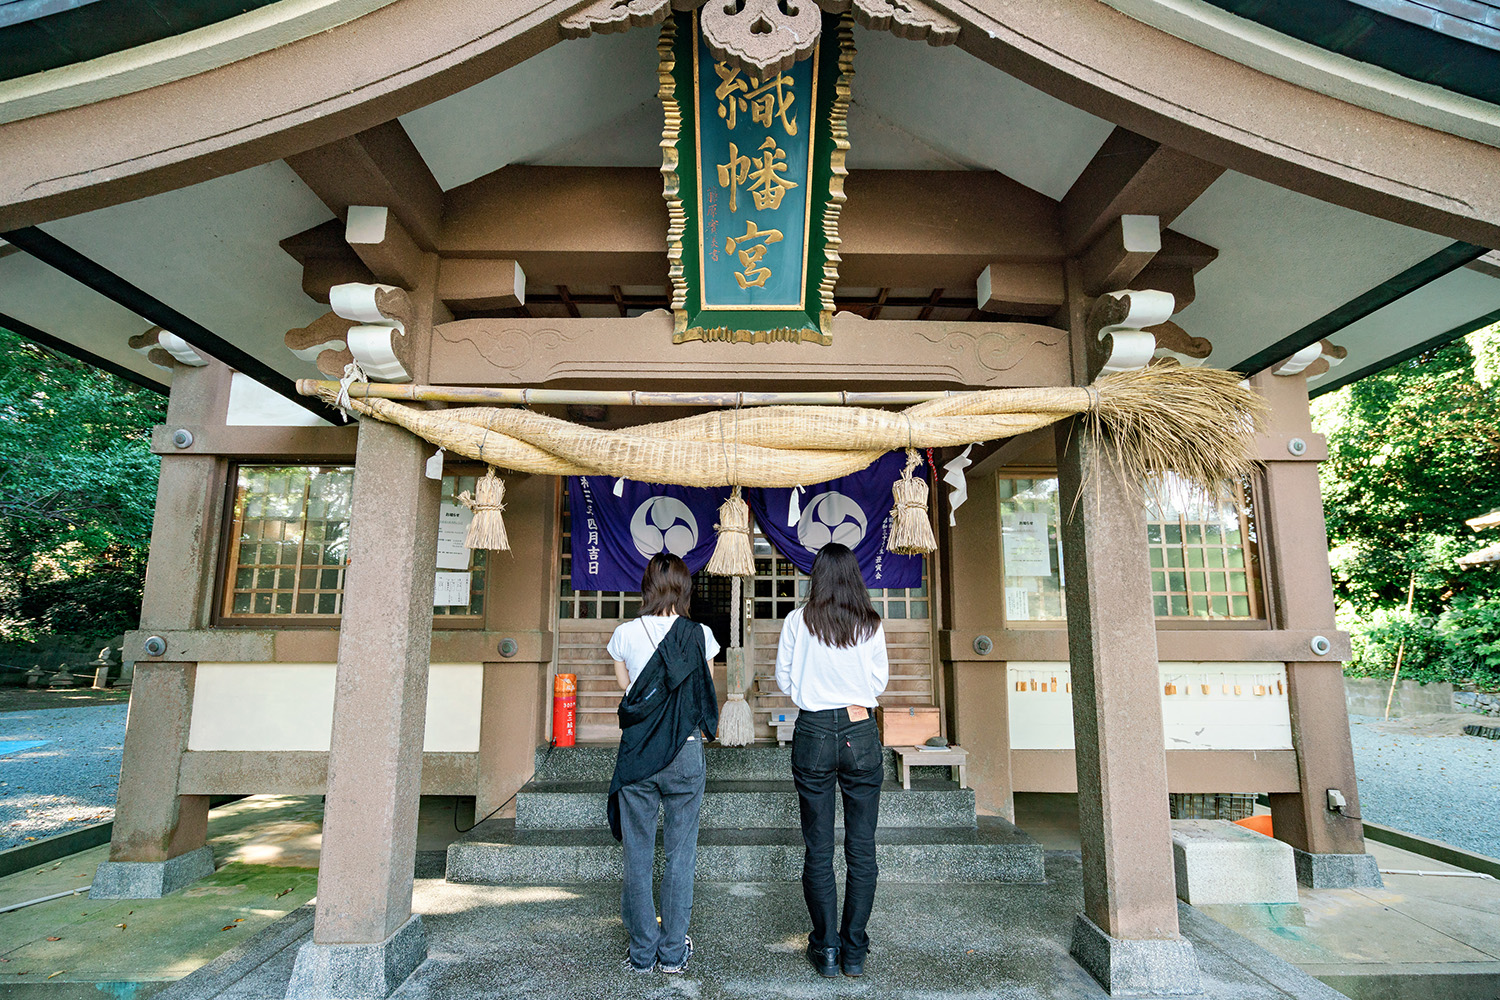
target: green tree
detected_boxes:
[1315,333,1500,615]
[0,327,166,654]
[1314,327,1500,687]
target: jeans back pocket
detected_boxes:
[791,730,837,772]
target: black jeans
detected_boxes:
[790,707,883,960]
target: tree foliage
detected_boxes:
[1315,328,1500,687]
[0,327,166,654]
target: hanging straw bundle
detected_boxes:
[706,486,754,576]
[888,448,936,555]
[458,468,510,551]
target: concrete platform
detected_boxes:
[146,852,1349,1000]
[1171,820,1298,905]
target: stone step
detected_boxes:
[532,744,902,783]
[516,779,976,830]
[446,817,1045,885]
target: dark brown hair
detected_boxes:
[802,543,880,648]
[639,553,693,616]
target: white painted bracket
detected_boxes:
[156,331,207,367]
[1273,343,1322,376]
[329,282,412,383]
[1090,289,1175,373]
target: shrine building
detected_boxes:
[3,0,1500,996]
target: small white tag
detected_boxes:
[613,477,626,497]
[787,485,804,527]
[424,447,445,480]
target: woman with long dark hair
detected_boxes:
[775,542,889,978]
[605,553,720,975]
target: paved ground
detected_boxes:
[0,705,125,850]
[1348,712,1500,860]
[141,853,1347,1000]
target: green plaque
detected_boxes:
[659,11,853,345]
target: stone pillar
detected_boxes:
[938,472,1016,819]
[286,417,441,998]
[1254,371,1380,889]
[93,360,229,899]
[287,247,446,998]
[1055,418,1200,997]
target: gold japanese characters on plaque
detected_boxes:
[659,11,853,345]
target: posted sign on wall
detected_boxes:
[660,11,853,344]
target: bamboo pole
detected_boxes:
[1383,570,1419,720]
[296,379,965,407]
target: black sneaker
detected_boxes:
[659,935,693,974]
[807,944,840,978]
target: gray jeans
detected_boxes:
[618,737,706,969]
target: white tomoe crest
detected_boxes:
[630,496,699,557]
[797,492,867,551]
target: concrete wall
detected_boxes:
[1345,677,1454,717]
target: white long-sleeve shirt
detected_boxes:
[774,606,889,712]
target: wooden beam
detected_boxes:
[977,261,1065,316]
[438,166,1063,289]
[1078,214,1160,296]
[438,258,525,311]
[280,219,374,304]
[285,119,444,250]
[428,311,1070,390]
[346,205,425,288]
[1060,126,1225,254]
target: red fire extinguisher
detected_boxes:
[553,673,577,747]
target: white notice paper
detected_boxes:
[1002,512,1053,577]
[1005,586,1030,621]
[436,503,473,570]
[434,571,472,607]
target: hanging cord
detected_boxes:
[334,360,369,422]
[730,574,742,650]
[454,741,559,833]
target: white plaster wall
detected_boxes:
[1008,661,1292,751]
[187,662,483,752]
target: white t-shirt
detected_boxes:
[774,606,889,712]
[607,615,722,688]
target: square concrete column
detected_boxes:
[937,471,1016,820]
[1054,418,1200,997]
[94,361,230,899]
[286,417,441,999]
[1253,372,1380,889]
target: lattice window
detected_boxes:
[997,472,1264,623]
[222,465,486,621]
[1146,476,1262,620]
[750,531,927,620]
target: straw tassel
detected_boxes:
[888,448,936,555]
[458,468,510,551]
[706,486,754,576]
[719,690,755,745]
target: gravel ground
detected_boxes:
[0,704,126,850]
[1349,712,1500,860]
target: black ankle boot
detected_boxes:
[807,945,840,978]
[842,952,866,977]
